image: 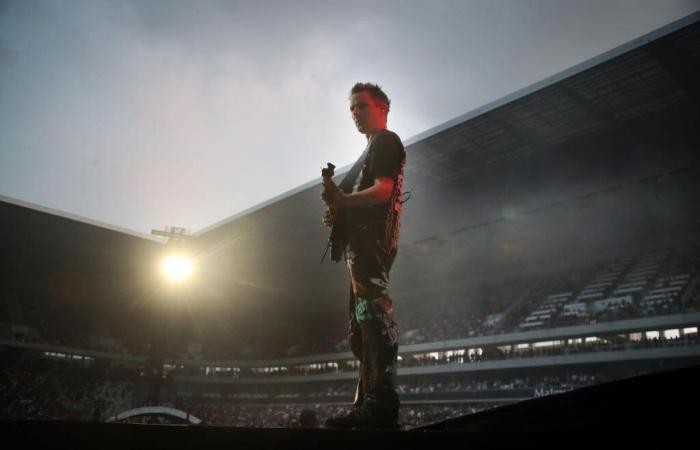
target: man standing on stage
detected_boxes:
[321,82,406,429]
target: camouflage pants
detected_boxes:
[344,221,400,417]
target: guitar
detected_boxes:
[321,162,350,263]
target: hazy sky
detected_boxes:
[1,0,698,235]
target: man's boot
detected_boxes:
[324,373,365,429]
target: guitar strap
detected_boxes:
[338,147,370,194]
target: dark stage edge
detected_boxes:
[3,363,698,449]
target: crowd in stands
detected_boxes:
[178,401,498,429]
[528,293,692,331]
[395,374,599,393]
[2,350,615,426]
[0,361,78,421]
[0,357,138,421]
[172,371,603,402]
[0,337,687,430]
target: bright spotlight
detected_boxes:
[162,255,193,282]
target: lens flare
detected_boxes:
[162,255,193,282]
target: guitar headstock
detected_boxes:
[321,162,336,180]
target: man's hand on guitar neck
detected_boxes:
[321,180,348,208]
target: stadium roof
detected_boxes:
[0,194,162,243]
[194,10,700,237]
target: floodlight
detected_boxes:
[162,255,193,282]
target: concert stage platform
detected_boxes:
[3,363,697,449]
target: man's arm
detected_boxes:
[341,176,394,207]
[322,177,394,208]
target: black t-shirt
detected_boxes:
[349,129,406,226]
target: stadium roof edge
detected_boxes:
[194,10,700,237]
[401,10,700,147]
[0,194,163,243]
[194,173,336,236]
